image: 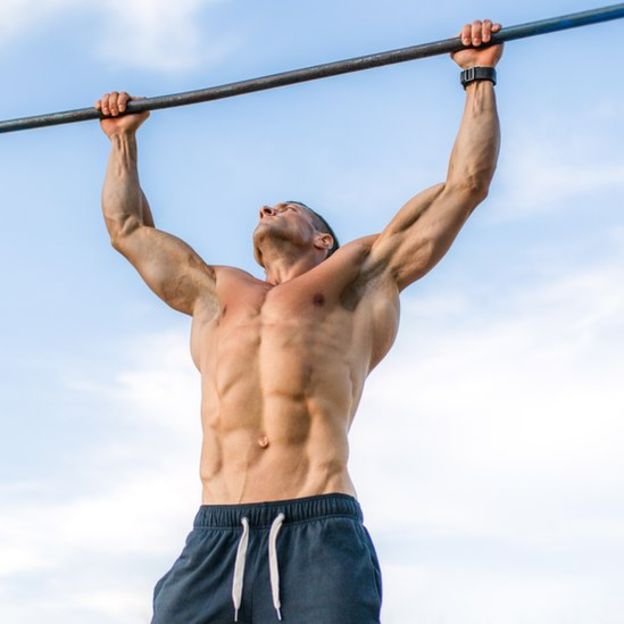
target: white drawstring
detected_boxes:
[268,512,286,620]
[232,516,249,622]
[231,512,286,622]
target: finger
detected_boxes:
[471,20,483,46]
[101,93,110,116]
[109,91,120,116]
[483,19,493,43]
[104,93,114,116]
[94,99,101,110]
[461,24,471,46]
[118,91,130,113]
[492,22,502,32]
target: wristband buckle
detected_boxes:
[463,67,477,83]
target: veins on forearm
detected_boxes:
[102,132,145,234]
[446,81,500,191]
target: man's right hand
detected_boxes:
[95,91,150,139]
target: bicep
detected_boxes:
[112,220,216,316]
[366,182,481,291]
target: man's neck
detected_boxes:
[264,254,319,285]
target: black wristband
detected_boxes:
[460,66,497,89]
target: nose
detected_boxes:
[259,205,275,219]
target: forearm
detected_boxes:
[446,80,500,196]
[102,131,147,241]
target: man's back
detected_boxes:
[191,240,400,503]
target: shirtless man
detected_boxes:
[97,19,503,624]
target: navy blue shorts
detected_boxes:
[151,493,382,623]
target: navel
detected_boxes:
[257,434,270,448]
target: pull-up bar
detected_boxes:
[1,3,623,134]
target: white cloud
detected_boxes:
[95,0,236,71]
[0,0,234,71]
[0,329,202,622]
[0,0,73,43]
[499,153,623,221]
[64,327,201,435]
[380,562,624,624]
[0,456,199,622]
[488,119,623,222]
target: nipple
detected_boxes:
[257,434,270,448]
[312,292,325,306]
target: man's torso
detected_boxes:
[190,237,399,504]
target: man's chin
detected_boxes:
[254,220,275,235]
[254,220,283,241]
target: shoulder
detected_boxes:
[213,265,256,281]
[193,265,261,316]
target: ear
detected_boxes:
[313,232,333,252]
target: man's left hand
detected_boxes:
[451,19,504,69]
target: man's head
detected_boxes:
[253,200,339,269]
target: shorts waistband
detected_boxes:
[193,492,363,528]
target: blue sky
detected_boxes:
[0,1,623,622]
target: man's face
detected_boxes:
[253,201,318,265]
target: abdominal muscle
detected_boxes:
[198,398,358,504]
[196,316,366,505]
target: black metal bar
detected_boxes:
[1,3,623,134]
